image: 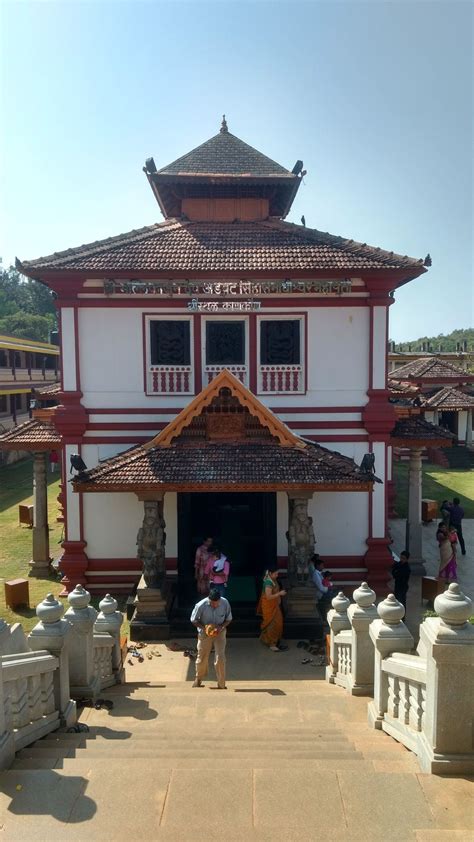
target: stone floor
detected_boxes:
[1,640,473,841]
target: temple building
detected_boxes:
[2,118,448,634]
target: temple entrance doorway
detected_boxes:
[177,492,276,610]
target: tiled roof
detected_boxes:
[34,382,61,399]
[0,419,61,450]
[158,128,292,177]
[391,417,454,442]
[390,357,471,381]
[73,441,373,491]
[388,380,420,395]
[19,219,425,274]
[423,386,474,410]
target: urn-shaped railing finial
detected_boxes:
[353,582,376,609]
[434,583,472,627]
[36,592,64,624]
[67,584,91,610]
[377,593,405,625]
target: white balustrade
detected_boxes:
[258,364,304,394]
[94,593,124,683]
[148,365,193,394]
[93,635,115,689]
[326,591,352,687]
[205,365,247,385]
[64,584,101,700]
[325,582,377,695]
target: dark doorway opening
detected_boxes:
[177,492,276,610]
[439,410,458,437]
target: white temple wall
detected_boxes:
[76,304,370,410]
[309,492,369,556]
[457,410,468,440]
[83,492,143,558]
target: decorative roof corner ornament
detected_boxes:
[359,452,383,483]
[424,253,432,267]
[70,453,88,475]
[220,114,228,134]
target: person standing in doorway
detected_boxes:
[391,550,411,613]
[450,498,466,555]
[205,547,230,597]
[195,536,213,595]
[190,588,232,688]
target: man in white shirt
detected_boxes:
[190,588,232,689]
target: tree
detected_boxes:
[0,312,55,342]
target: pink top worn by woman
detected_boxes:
[205,555,230,585]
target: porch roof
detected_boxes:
[0,418,61,451]
[422,386,474,411]
[390,416,454,448]
[72,439,373,493]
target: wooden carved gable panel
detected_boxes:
[174,387,276,445]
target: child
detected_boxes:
[322,570,333,589]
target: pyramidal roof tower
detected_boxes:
[143,116,303,220]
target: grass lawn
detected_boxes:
[393,461,474,519]
[0,458,130,636]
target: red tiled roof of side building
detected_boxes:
[390,357,473,382]
[17,219,426,275]
[72,440,374,492]
[391,417,454,442]
[0,419,61,450]
[423,386,474,410]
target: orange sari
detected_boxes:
[257,576,284,647]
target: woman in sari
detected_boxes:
[195,537,213,595]
[257,568,287,652]
[437,523,458,582]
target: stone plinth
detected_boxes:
[283,584,323,640]
[130,575,171,641]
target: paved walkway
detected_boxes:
[1,641,473,841]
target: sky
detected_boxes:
[0,0,472,342]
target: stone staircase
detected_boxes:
[3,675,471,841]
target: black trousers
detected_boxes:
[394,588,407,612]
[452,524,466,555]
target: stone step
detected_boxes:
[18,747,360,762]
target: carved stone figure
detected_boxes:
[136,500,166,588]
[288,498,315,583]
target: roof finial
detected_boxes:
[220,114,228,134]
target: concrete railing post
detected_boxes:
[325,592,351,684]
[94,593,124,683]
[418,583,474,774]
[64,584,100,700]
[368,595,414,729]
[346,582,378,696]
[0,620,15,770]
[29,593,77,728]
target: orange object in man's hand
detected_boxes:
[205,624,219,637]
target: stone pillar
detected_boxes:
[347,582,378,696]
[131,495,170,640]
[406,448,424,574]
[137,499,166,588]
[466,409,473,446]
[30,451,51,574]
[28,593,77,727]
[368,594,414,729]
[0,620,15,770]
[94,593,124,682]
[287,492,314,584]
[64,584,100,700]
[325,592,351,684]
[418,583,474,774]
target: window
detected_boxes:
[150,320,190,366]
[206,321,245,365]
[0,395,7,412]
[260,320,300,364]
[0,350,7,367]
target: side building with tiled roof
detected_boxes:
[12,117,432,615]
